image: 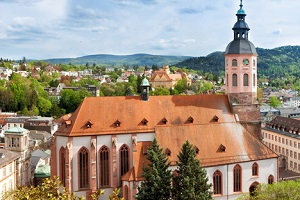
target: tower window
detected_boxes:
[253,75,256,86]
[232,74,238,86]
[243,74,249,86]
[232,59,237,67]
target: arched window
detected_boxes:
[120,145,129,178]
[233,164,242,192]
[268,175,274,184]
[232,59,238,66]
[226,74,228,86]
[124,185,129,200]
[78,147,89,189]
[252,163,258,176]
[59,147,66,186]
[213,170,222,195]
[253,75,256,86]
[99,145,110,187]
[232,74,238,86]
[243,74,249,86]
[253,59,256,67]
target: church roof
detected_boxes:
[55,95,235,136]
[156,124,278,167]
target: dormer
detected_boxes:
[65,120,71,127]
[187,116,194,124]
[161,117,168,125]
[211,115,219,123]
[218,144,226,152]
[165,148,171,156]
[114,120,121,127]
[141,118,148,126]
[194,146,200,154]
[86,120,93,128]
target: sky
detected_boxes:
[0,0,299,60]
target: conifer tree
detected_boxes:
[136,138,172,200]
[172,140,212,200]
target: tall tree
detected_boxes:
[137,138,172,200]
[172,140,212,200]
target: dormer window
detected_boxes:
[219,144,226,152]
[211,115,219,123]
[194,146,200,154]
[141,118,148,126]
[65,120,71,127]
[187,116,194,124]
[86,120,93,128]
[165,148,171,156]
[114,120,121,127]
[161,118,168,125]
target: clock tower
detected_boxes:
[225,0,257,104]
[225,1,260,134]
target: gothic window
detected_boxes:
[232,59,238,66]
[213,170,222,195]
[232,74,238,86]
[99,146,110,187]
[268,175,274,184]
[233,164,242,192]
[252,163,258,176]
[59,147,66,186]
[120,145,129,178]
[124,185,129,200]
[78,147,89,189]
[243,74,249,86]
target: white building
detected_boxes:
[0,149,19,198]
[262,116,300,173]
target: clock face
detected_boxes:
[243,59,249,65]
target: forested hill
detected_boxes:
[45,54,189,67]
[174,45,300,77]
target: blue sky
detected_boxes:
[0,0,299,60]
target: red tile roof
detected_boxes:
[55,95,235,136]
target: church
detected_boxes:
[51,2,278,200]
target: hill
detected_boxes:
[45,54,189,67]
[174,45,300,78]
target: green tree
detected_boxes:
[269,96,281,108]
[59,89,91,113]
[152,87,170,96]
[4,176,83,200]
[238,180,300,200]
[172,140,212,200]
[137,138,172,200]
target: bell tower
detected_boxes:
[225,0,258,105]
[225,1,261,136]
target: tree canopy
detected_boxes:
[137,138,172,200]
[172,140,212,200]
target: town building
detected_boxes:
[149,66,191,89]
[262,116,300,173]
[4,127,31,186]
[0,149,19,198]
[50,1,278,200]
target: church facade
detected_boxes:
[51,2,278,200]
